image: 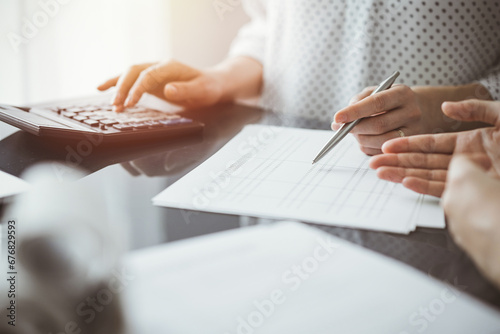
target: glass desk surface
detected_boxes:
[0,102,499,309]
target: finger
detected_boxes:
[334,85,412,123]
[369,153,452,169]
[164,77,219,107]
[442,99,500,125]
[332,87,376,129]
[370,152,490,171]
[376,166,447,183]
[331,122,342,131]
[97,76,119,91]
[348,86,376,105]
[350,108,417,135]
[125,65,165,107]
[112,66,147,110]
[127,61,202,108]
[402,177,445,197]
[354,129,403,150]
[381,132,458,154]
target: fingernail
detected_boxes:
[441,101,451,110]
[381,142,389,153]
[165,85,177,96]
[336,114,346,123]
[124,97,131,107]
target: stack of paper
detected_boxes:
[123,222,500,333]
[153,125,444,234]
[0,170,29,199]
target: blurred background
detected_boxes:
[0,0,249,106]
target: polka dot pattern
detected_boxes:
[230,0,500,122]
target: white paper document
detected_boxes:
[153,125,445,234]
[0,170,29,199]
[123,222,500,333]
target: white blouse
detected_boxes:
[229,0,500,122]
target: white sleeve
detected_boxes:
[228,0,267,65]
[478,62,500,100]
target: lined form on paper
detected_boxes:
[153,125,444,234]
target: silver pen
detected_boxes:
[312,70,400,164]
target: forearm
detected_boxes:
[209,56,263,103]
[415,83,493,133]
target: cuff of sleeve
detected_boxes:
[478,78,500,100]
[478,64,500,100]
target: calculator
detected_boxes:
[0,98,204,143]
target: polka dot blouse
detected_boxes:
[229,0,500,122]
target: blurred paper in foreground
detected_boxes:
[0,170,29,199]
[123,222,500,333]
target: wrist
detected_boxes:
[203,67,233,104]
[210,56,263,103]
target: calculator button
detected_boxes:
[73,116,88,122]
[164,119,185,126]
[79,111,95,117]
[61,112,78,118]
[162,114,180,120]
[113,124,134,131]
[83,119,100,127]
[148,121,164,128]
[66,107,85,113]
[159,119,176,126]
[100,119,119,126]
[131,122,149,129]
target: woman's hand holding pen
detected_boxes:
[97,57,263,112]
[332,83,491,155]
[331,85,431,155]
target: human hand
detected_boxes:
[442,155,500,289]
[331,85,431,155]
[369,100,500,197]
[98,60,225,112]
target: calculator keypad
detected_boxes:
[52,104,192,132]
